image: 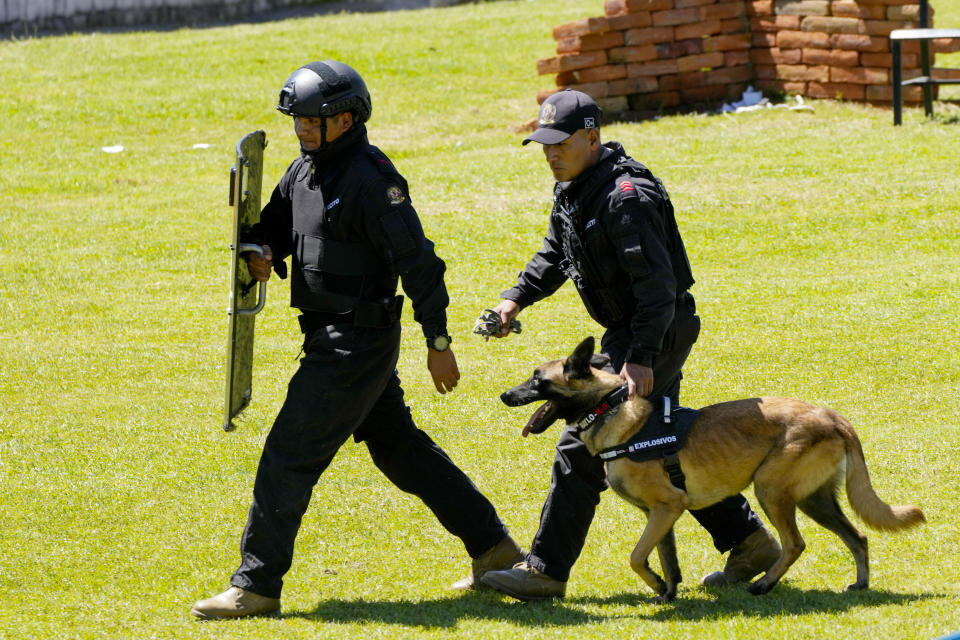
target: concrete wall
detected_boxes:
[1,0,321,34]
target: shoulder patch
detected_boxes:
[616,178,638,201]
[386,184,406,206]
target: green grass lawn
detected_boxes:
[1,1,959,638]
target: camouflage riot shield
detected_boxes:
[223,130,268,431]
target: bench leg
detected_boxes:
[893,40,902,126]
[921,39,934,118]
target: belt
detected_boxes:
[298,295,403,332]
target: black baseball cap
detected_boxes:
[523,89,603,145]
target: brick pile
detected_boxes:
[535,0,960,115]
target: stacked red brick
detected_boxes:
[750,0,958,102]
[536,0,960,111]
[538,0,755,113]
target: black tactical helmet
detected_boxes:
[276,61,372,123]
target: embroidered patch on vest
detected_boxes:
[386,185,406,206]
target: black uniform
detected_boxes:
[231,125,507,599]
[501,141,762,583]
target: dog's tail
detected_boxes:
[842,421,925,531]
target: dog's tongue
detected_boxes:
[522,401,554,438]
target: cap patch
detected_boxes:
[386,185,406,205]
[584,117,595,128]
[539,103,557,125]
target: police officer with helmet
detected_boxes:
[191,61,522,620]
[480,89,781,601]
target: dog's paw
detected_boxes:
[646,580,677,604]
[647,592,676,604]
[747,580,774,596]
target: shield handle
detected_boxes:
[233,243,267,316]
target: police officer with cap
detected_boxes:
[480,89,780,600]
[191,61,522,620]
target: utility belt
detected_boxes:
[298,295,404,332]
[677,290,695,311]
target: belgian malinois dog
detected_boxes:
[501,337,925,601]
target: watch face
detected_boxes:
[431,335,450,351]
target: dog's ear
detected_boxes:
[564,337,595,380]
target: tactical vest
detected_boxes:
[554,156,694,328]
[288,157,400,326]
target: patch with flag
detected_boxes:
[386,185,406,206]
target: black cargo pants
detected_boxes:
[231,321,507,598]
[526,294,764,582]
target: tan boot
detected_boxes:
[480,561,566,601]
[701,527,781,587]
[190,586,280,620]
[450,535,525,590]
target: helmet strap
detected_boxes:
[296,115,329,155]
[301,122,367,166]
[319,115,328,152]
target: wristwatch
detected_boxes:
[426,333,452,352]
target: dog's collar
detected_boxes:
[573,385,629,434]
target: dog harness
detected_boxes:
[573,387,697,490]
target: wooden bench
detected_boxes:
[891,0,960,125]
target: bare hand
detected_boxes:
[246,245,273,282]
[427,348,460,394]
[490,300,520,340]
[620,362,654,399]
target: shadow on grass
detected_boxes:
[574,583,943,623]
[284,584,942,629]
[291,591,603,628]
